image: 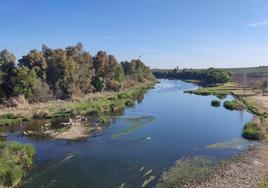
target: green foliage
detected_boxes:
[14,66,37,99]
[0,50,17,98]
[211,100,221,107]
[0,43,155,102]
[0,114,26,126]
[18,49,47,80]
[0,141,35,187]
[154,68,231,85]
[223,100,245,111]
[242,122,261,140]
[114,64,125,82]
[92,77,106,92]
[121,59,155,82]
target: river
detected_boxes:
[4,79,254,188]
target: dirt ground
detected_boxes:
[251,95,268,111]
[193,144,268,188]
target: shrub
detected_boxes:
[106,80,122,92]
[242,122,261,140]
[223,100,245,111]
[211,100,221,107]
[0,141,35,187]
[0,114,26,126]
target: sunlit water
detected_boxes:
[4,79,254,188]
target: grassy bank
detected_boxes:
[0,141,35,187]
[185,82,268,141]
[0,81,155,126]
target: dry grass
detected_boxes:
[0,81,154,119]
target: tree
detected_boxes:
[18,49,47,80]
[0,49,17,97]
[65,44,94,94]
[114,64,125,82]
[106,55,117,80]
[13,66,37,99]
[0,49,16,64]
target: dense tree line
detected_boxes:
[0,43,155,103]
[153,68,231,85]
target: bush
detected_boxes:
[242,122,261,140]
[30,78,54,102]
[106,80,122,92]
[211,100,221,107]
[0,114,26,126]
[92,77,106,92]
[223,100,245,111]
[0,141,35,187]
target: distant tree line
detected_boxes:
[0,43,155,103]
[153,68,231,85]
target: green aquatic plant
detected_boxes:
[205,138,250,150]
[211,100,221,107]
[0,141,35,187]
[156,157,214,188]
[112,123,142,138]
[112,115,155,138]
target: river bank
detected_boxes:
[186,143,268,188]
[0,81,155,186]
[0,81,155,128]
[182,81,268,187]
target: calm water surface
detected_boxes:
[5,79,254,188]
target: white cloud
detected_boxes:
[248,19,268,27]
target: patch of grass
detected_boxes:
[185,82,239,96]
[0,81,155,127]
[242,98,268,117]
[98,116,108,124]
[0,114,26,126]
[156,157,215,188]
[211,100,221,107]
[51,110,75,118]
[223,100,245,111]
[216,94,227,100]
[0,141,35,187]
[242,122,262,140]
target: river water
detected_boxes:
[4,79,254,188]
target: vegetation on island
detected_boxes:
[0,141,35,187]
[242,122,261,140]
[211,100,221,107]
[153,67,231,85]
[185,81,268,141]
[223,100,245,111]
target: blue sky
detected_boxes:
[1,0,268,68]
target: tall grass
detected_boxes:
[0,141,35,187]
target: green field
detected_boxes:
[223,67,268,74]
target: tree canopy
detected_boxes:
[153,68,231,85]
[0,43,155,102]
